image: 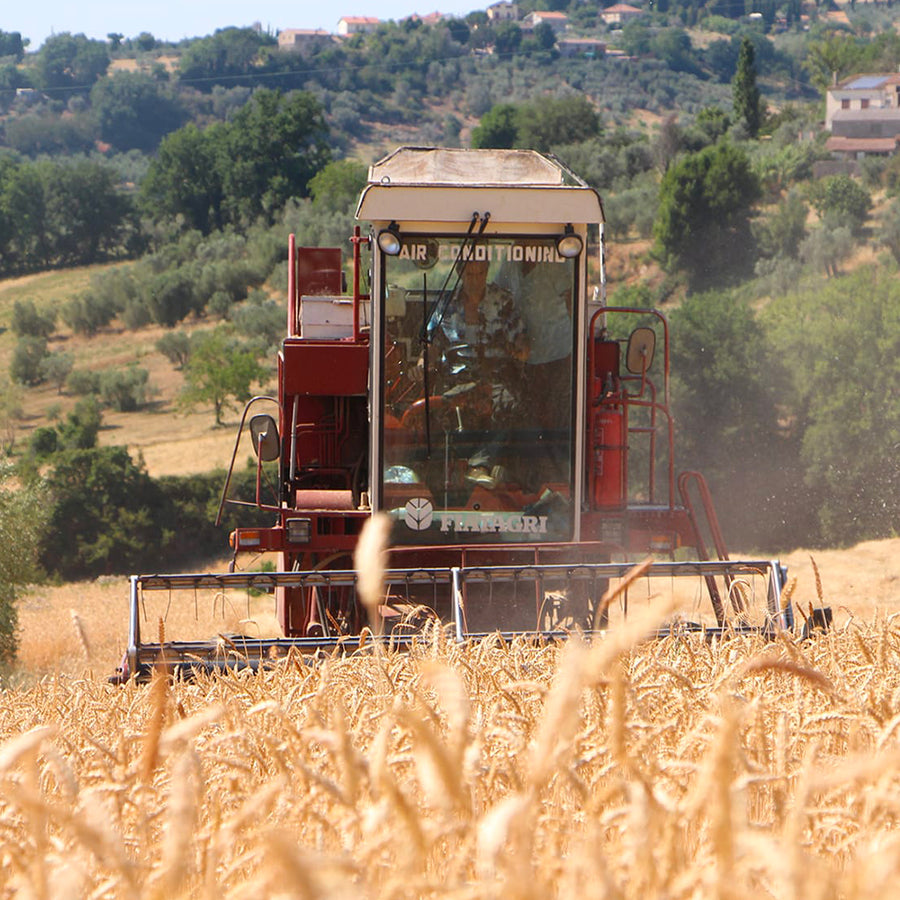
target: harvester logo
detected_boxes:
[404,497,434,531]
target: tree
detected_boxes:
[141,123,224,234]
[0,464,48,665]
[156,331,192,369]
[90,71,187,153]
[516,94,601,152]
[763,271,900,544]
[471,104,520,149]
[808,174,871,235]
[0,31,25,61]
[177,27,275,85]
[670,291,793,547]
[758,189,807,259]
[803,34,861,95]
[40,446,164,579]
[40,351,75,394]
[11,299,55,339]
[653,141,761,289]
[10,336,49,386]
[218,89,331,225]
[31,32,109,90]
[308,159,368,213]
[142,90,330,233]
[732,37,762,138]
[180,330,266,425]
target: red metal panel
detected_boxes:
[297,247,342,296]
[282,340,368,396]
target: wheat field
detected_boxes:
[4,583,900,897]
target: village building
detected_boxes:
[337,16,381,36]
[486,1,519,22]
[600,3,643,25]
[277,28,334,52]
[825,73,900,158]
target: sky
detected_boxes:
[5,1,485,49]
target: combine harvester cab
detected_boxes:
[118,147,808,681]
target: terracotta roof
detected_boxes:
[825,136,899,152]
[603,3,643,12]
[339,16,380,23]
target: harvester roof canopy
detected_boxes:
[357,146,604,227]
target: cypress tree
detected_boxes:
[732,37,762,138]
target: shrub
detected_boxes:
[40,351,75,393]
[66,369,101,396]
[98,365,151,412]
[61,293,119,336]
[11,299,55,339]
[28,426,59,458]
[10,336,49,386]
[155,331,192,369]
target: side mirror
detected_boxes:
[625,327,656,375]
[250,414,280,462]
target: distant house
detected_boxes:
[404,11,447,26]
[826,74,900,158]
[277,28,334,52]
[600,3,643,25]
[522,10,569,33]
[487,1,519,22]
[557,37,606,58]
[337,16,381,36]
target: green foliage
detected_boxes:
[11,299,55,339]
[0,30,25,61]
[98,365,151,412]
[763,271,900,544]
[155,331,192,369]
[143,269,199,327]
[231,299,286,354]
[669,291,801,548]
[878,197,900,265]
[28,426,59,459]
[0,157,135,275]
[0,464,49,665]
[653,141,761,289]
[732,37,762,138]
[39,446,163,579]
[140,123,223,234]
[90,71,187,153]
[471,104,519,149]
[807,175,872,235]
[177,27,275,85]
[180,329,267,425]
[516,94,601,152]
[61,289,120,336]
[40,351,75,394]
[799,224,854,278]
[756,189,807,259]
[29,32,110,90]
[66,369,101,396]
[56,397,102,450]
[803,34,862,95]
[472,95,600,153]
[10,336,49,386]
[308,159,368,214]
[142,90,330,234]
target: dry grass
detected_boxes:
[1,547,899,896]
[4,617,900,897]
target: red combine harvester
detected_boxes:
[118,147,801,681]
